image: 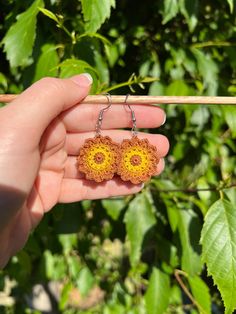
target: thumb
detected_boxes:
[2,73,92,136]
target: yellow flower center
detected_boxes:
[87,144,112,170]
[123,146,149,173]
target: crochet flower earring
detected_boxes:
[77,94,120,182]
[117,95,160,184]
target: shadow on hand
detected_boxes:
[0,184,27,230]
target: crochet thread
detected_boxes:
[77,135,120,182]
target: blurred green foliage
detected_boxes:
[0,0,236,313]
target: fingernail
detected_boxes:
[71,73,93,86]
[140,183,145,189]
[161,113,166,126]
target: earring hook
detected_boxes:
[125,94,137,136]
[95,93,112,136]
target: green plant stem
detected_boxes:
[101,81,139,93]
[191,41,235,48]
[151,182,236,194]
[57,23,75,43]
[100,76,157,93]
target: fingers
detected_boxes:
[64,156,165,179]
[59,177,144,203]
[2,74,92,141]
[61,103,166,132]
[65,130,169,156]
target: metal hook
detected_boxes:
[95,93,112,135]
[124,94,137,136]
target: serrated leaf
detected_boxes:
[39,7,59,23]
[227,0,234,13]
[2,0,44,68]
[33,43,59,81]
[162,0,179,24]
[177,209,202,276]
[188,276,211,314]
[81,0,116,33]
[201,199,236,314]
[124,192,156,267]
[145,267,171,314]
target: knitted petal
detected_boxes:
[117,136,159,184]
[77,135,119,182]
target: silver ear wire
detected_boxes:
[124,94,138,136]
[95,93,112,136]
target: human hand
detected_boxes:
[0,74,169,267]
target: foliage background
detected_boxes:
[0,0,236,313]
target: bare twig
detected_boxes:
[0,94,236,105]
[174,269,207,314]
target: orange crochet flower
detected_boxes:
[117,136,159,184]
[77,135,119,182]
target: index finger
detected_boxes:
[61,103,166,132]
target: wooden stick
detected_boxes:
[0,94,236,105]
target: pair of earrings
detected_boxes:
[77,95,159,184]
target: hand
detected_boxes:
[0,74,169,267]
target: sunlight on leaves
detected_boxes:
[2,0,44,67]
[201,199,236,314]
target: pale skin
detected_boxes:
[0,74,169,268]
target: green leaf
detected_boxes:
[124,192,156,267]
[227,0,234,13]
[177,209,202,276]
[58,58,97,78]
[93,50,109,83]
[76,267,95,297]
[2,0,44,68]
[39,7,59,23]
[16,251,32,275]
[169,284,182,305]
[162,0,179,24]
[166,80,190,96]
[0,73,8,93]
[201,199,236,314]
[67,256,82,279]
[188,276,211,314]
[179,0,199,31]
[77,32,111,46]
[58,58,98,93]
[145,267,171,314]
[58,234,77,255]
[221,105,236,138]
[33,43,59,82]
[102,198,126,220]
[191,48,218,95]
[44,250,67,280]
[59,281,73,310]
[81,0,116,33]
